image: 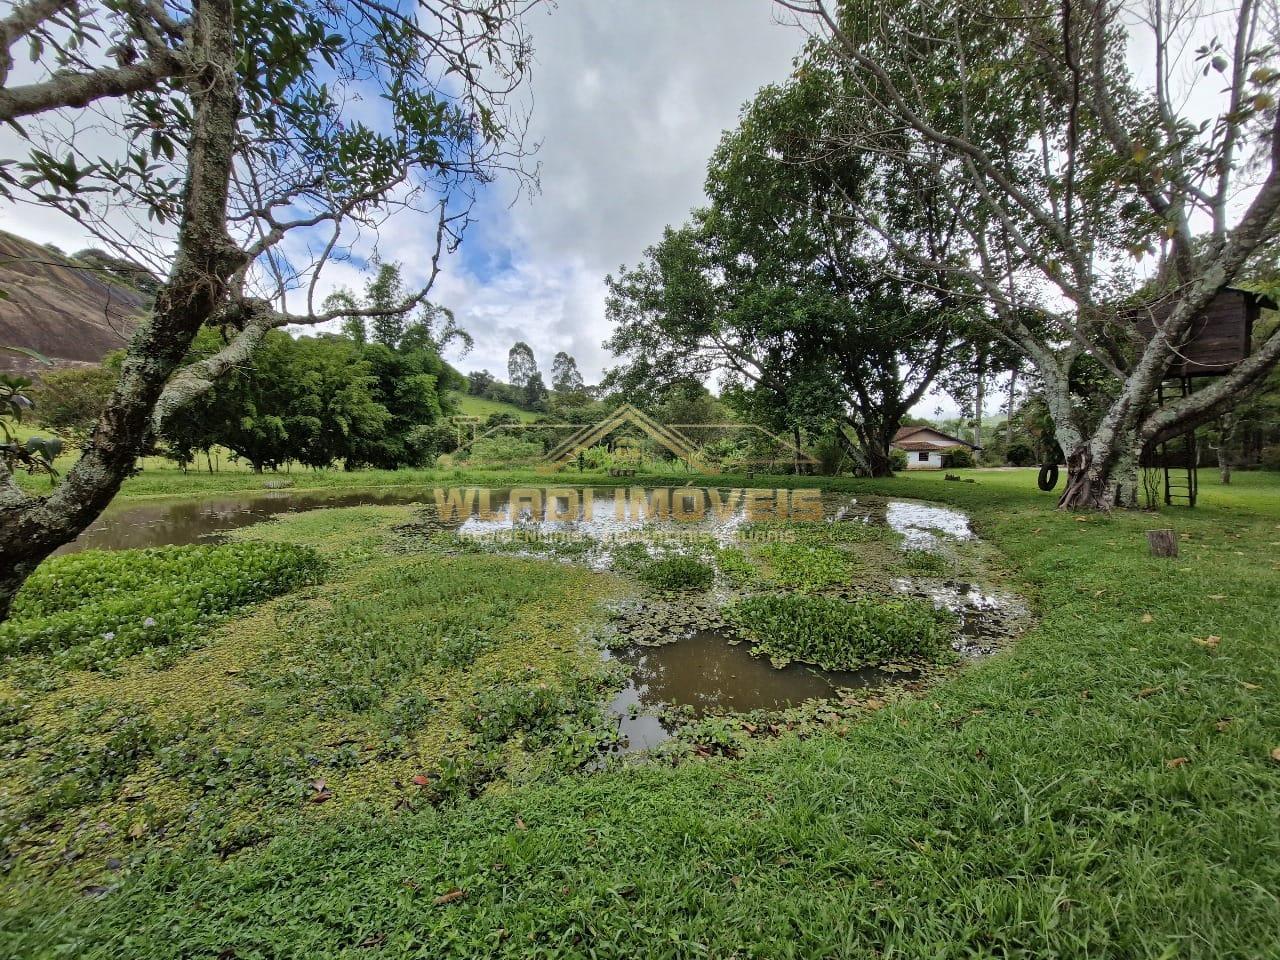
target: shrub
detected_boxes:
[637,555,715,591]
[726,593,952,670]
[889,448,909,472]
[1260,444,1280,471]
[465,435,544,467]
[1,542,325,668]
[944,447,975,468]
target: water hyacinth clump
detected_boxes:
[0,542,325,669]
[636,555,715,592]
[727,593,954,670]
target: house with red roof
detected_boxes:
[891,425,978,470]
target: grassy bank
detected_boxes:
[1,470,1278,957]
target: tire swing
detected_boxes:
[1037,462,1059,491]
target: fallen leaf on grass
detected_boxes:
[515,818,527,830]
[1165,757,1190,769]
[1270,747,1280,763]
[411,774,431,787]
[1242,682,1262,691]
[1136,686,1164,699]
[1140,614,1154,623]
[1215,718,1233,732]
[1193,635,1221,649]
[309,779,332,803]
[1207,594,1227,601]
[127,822,146,839]
[433,889,465,906]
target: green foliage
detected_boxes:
[550,351,585,394]
[465,435,545,467]
[1006,441,1036,466]
[756,541,859,591]
[29,363,117,445]
[163,325,460,471]
[637,556,714,591]
[507,341,537,388]
[890,447,909,471]
[727,592,953,670]
[1,543,324,669]
[898,548,949,576]
[713,547,760,585]
[944,447,976,469]
[3,475,1280,957]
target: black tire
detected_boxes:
[1037,462,1059,491]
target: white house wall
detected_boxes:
[903,450,944,470]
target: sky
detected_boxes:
[423,0,806,385]
[0,0,982,418]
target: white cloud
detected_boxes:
[0,1,805,388]
[429,0,805,382]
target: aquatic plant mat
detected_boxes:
[0,507,628,885]
[2,470,1277,957]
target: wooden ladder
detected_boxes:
[1157,379,1198,508]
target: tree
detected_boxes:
[605,69,969,476]
[0,0,540,617]
[778,0,1280,507]
[523,371,548,409]
[551,351,585,394]
[162,331,390,472]
[31,364,120,445]
[508,341,538,388]
[468,370,497,396]
[327,264,472,356]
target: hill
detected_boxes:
[450,391,539,422]
[0,230,147,374]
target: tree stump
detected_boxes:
[1147,529,1178,558]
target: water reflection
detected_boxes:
[606,630,912,753]
[61,488,443,554]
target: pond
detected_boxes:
[67,484,1024,753]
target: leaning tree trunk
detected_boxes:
[0,0,242,621]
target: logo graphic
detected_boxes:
[452,403,817,472]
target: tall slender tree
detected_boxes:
[507,341,538,388]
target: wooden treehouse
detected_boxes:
[1133,286,1275,507]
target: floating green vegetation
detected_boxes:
[898,547,950,576]
[0,543,324,671]
[727,593,954,670]
[754,542,860,592]
[637,555,715,591]
[713,546,760,586]
[0,506,625,883]
[598,595,731,648]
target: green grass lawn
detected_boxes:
[1,468,1278,957]
[450,391,540,422]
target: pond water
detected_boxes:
[66,484,1021,753]
[59,487,440,553]
[605,630,917,752]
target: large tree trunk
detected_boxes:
[0,0,242,620]
[1058,428,1142,510]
